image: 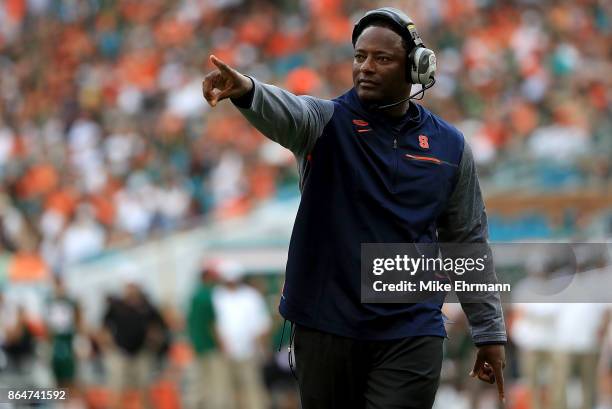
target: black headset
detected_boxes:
[352,7,437,86]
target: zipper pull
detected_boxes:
[393,139,397,149]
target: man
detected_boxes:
[212,260,271,409]
[46,276,82,388]
[186,263,224,409]
[0,292,35,374]
[202,7,506,409]
[102,282,167,409]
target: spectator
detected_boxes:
[46,275,82,389]
[186,263,224,409]
[0,290,15,372]
[511,303,558,409]
[60,204,106,265]
[0,303,35,374]
[101,282,167,409]
[552,303,610,409]
[212,260,271,409]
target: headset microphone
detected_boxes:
[373,78,436,110]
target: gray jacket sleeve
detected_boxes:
[437,142,508,345]
[231,77,334,157]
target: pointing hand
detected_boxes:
[202,55,253,107]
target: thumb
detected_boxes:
[470,353,484,377]
[215,88,233,101]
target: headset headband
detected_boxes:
[351,7,425,49]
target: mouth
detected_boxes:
[358,79,379,88]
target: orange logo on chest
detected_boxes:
[418,135,429,149]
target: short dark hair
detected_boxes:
[354,18,412,55]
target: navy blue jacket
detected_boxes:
[233,78,507,344]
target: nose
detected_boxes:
[360,55,376,74]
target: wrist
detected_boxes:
[236,74,254,98]
[231,76,255,108]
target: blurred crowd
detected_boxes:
[1,256,611,409]
[0,260,298,409]
[0,0,610,275]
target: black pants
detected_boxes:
[293,325,444,409]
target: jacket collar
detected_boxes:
[340,87,424,127]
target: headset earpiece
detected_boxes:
[409,46,436,85]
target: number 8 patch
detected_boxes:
[418,135,429,149]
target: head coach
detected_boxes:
[203,7,507,409]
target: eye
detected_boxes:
[354,54,365,62]
[378,56,391,63]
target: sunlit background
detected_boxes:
[0,0,610,408]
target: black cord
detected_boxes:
[288,322,298,380]
[411,77,436,101]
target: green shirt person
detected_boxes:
[187,279,217,354]
[186,265,230,409]
[47,277,81,387]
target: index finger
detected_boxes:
[210,55,233,74]
[492,361,505,403]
